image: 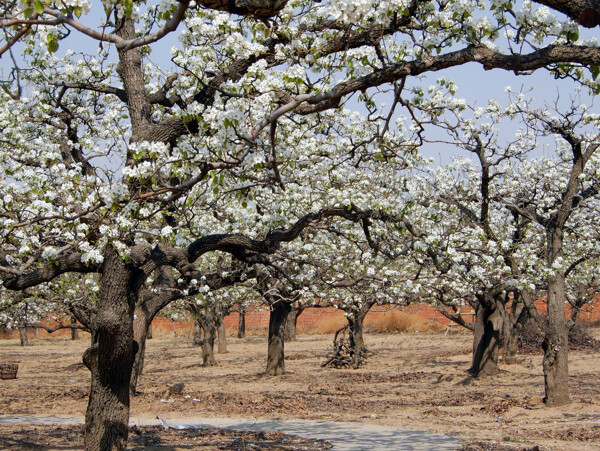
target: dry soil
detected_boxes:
[1,328,599,450]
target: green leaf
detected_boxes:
[34,0,44,15]
[48,40,59,54]
[24,7,34,18]
[591,65,600,81]
[74,5,83,18]
[213,186,219,195]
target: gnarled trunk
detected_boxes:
[83,246,141,451]
[189,307,217,366]
[469,296,502,377]
[501,297,528,364]
[347,311,367,368]
[284,305,303,342]
[265,301,291,375]
[195,313,217,366]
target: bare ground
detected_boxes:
[1,328,599,450]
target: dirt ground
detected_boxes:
[1,328,599,450]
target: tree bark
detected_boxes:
[265,301,291,375]
[284,305,303,342]
[201,321,217,366]
[189,307,217,366]
[19,326,28,346]
[501,297,528,364]
[195,311,217,366]
[217,320,228,353]
[82,246,142,451]
[469,296,502,377]
[71,316,80,340]
[347,311,367,368]
[237,306,246,339]
[193,319,203,345]
[130,305,151,394]
[543,270,570,406]
[532,0,600,27]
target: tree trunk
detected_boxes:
[502,299,528,365]
[147,323,152,339]
[196,312,217,366]
[543,274,570,406]
[237,307,246,338]
[284,306,303,342]
[217,321,227,353]
[265,301,291,375]
[82,246,141,451]
[237,306,246,339]
[189,308,217,366]
[201,322,217,366]
[130,306,151,395]
[19,326,29,346]
[71,316,80,341]
[193,319,203,346]
[347,312,367,368]
[469,298,502,377]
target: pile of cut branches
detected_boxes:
[322,325,366,369]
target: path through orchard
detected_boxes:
[0,415,460,450]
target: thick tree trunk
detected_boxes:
[201,324,217,366]
[82,246,141,451]
[189,309,217,366]
[237,307,246,339]
[469,299,502,377]
[217,321,227,353]
[193,319,203,346]
[265,301,291,375]
[543,275,570,406]
[19,326,29,346]
[284,306,303,342]
[347,312,367,368]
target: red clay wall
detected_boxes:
[160,299,600,335]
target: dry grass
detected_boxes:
[306,315,348,334]
[365,310,445,333]
[300,310,445,335]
